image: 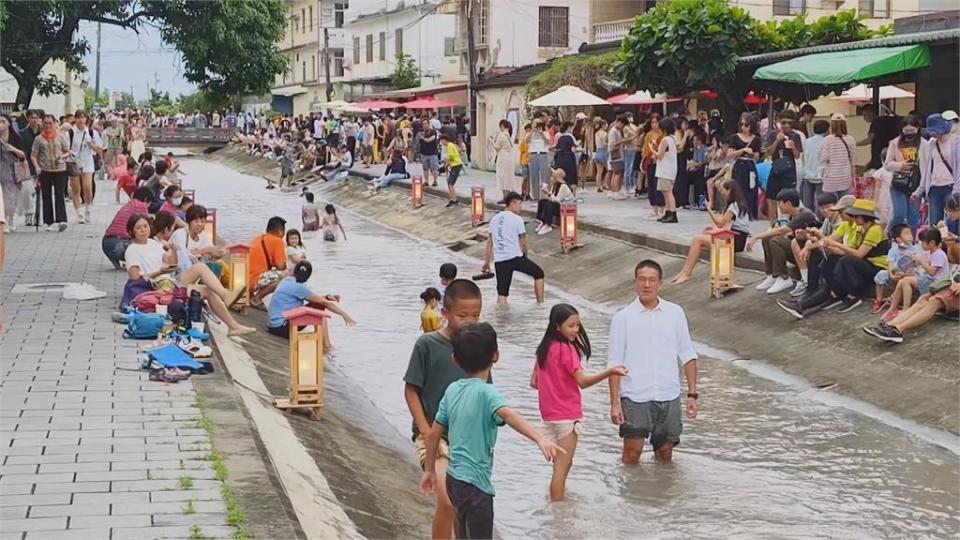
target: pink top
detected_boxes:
[158,202,179,218]
[535,341,583,422]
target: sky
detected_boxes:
[78,20,196,101]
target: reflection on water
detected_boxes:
[186,159,960,539]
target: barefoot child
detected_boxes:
[403,279,482,539]
[301,191,320,232]
[531,304,627,502]
[286,229,307,267]
[421,322,563,539]
[420,287,442,333]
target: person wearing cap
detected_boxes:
[818,113,857,199]
[916,113,960,228]
[942,110,959,134]
[791,193,855,298]
[266,260,357,348]
[778,199,890,319]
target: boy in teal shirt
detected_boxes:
[420,322,562,539]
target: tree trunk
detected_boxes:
[717,83,746,135]
[15,76,35,112]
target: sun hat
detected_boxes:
[942,110,959,122]
[829,194,857,211]
[575,112,588,120]
[844,199,879,219]
[924,113,951,136]
[830,112,847,122]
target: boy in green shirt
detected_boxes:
[440,133,463,207]
[420,322,562,539]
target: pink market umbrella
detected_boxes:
[353,99,402,110]
[607,93,631,104]
[743,92,768,105]
[403,97,458,109]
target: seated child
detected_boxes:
[937,194,959,264]
[419,287,442,333]
[873,224,917,314]
[882,227,948,321]
[420,322,562,540]
[286,229,307,267]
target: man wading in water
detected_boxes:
[608,260,698,463]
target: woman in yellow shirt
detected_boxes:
[519,123,531,200]
[419,287,442,332]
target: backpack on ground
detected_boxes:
[132,290,174,313]
[123,311,166,339]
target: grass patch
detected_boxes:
[179,476,194,490]
[145,469,153,480]
[184,500,196,515]
[188,524,211,540]
[193,395,251,540]
[196,416,215,436]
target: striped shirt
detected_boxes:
[818,134,856,192]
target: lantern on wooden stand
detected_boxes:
[707,228,742,299]
[226,244,250,311]
[202,208,217,244]
[183,189,196,202]
[471,186,485,226]
[273,307,330,420]
[559,203,581,253]
[411,175,424,208]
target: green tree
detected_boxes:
[524,52,617,104]
[0,0,288,110]
[391,54,420,90]
[176,89,236,113]
[84,87,110,110]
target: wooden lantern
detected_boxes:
[273,306,330,420]
[560,203,580,253]
[411,175,424,208]
[183,189,196,202]
[707,228,742,298]
[471,186,485,226]
[226,244,251,311]
[202,208,217,244]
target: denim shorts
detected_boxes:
[421,154,439,173]
[874,269,891,286]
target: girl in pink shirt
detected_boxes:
[531,304,627,501]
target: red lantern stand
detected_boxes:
[559,203,582,253]
[411,175,424,208]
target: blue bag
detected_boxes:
[123,312,166,339]
[147,344,205,371]
[756,161,772,191]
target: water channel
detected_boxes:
[181,157,959,539]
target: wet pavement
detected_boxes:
[185,157,960,539]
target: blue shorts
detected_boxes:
[874,270,891,286]
[917,275,935,294]
[421,154,439,173]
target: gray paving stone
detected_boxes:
[151,512,228,527]
[0,484,34,495]
[0,464,40,474]
[76,452,145,463]
[111,525,236,540]
[1,505,28,519]
[69,514,151,529]
[149,489,221,502]
[24,528,111,540]
[0,473,74,485]
[110,479,182,492]
[4,455,77,466]
[149,469,217,481]
[28,503,110,517]
[33,482,110,495]
[0,494,72,507]
[71,491,150,504]
[112,500,226,516]
[37,462,108,474]
[75,470,147,482]
[0,517,67,532]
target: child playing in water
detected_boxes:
[530,304,627,502]
[420,287,442,332]
[286,229,307,267]
[421,322,563,539]
[301,191,320,232]
[321,204,346,242]
[437,262,457,297]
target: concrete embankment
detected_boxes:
[206,146,959,438]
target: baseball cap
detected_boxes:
[829,194,856,211]
[575,112,588,120]
[830,112,847,122]
[942,110,959,122]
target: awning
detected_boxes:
[271,85,308,97]
[829,84,915,102]
[753,45,931,85]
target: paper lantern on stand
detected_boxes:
[559,203,581,253]
[202,208,217,244]
[411,175,424,208]
[707,228,742,299]
[273,307,330,420]
[471,186,485,226]
[226,244,250,311]
[183,189,196,202]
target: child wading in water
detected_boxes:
[420,287,442,333]
[531,304,627,501]
[301,191,320,232]
[321,204,347,241]
[421,322,563,539]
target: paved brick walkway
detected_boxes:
[0,196,233,539]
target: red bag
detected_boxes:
[132,290,174,313]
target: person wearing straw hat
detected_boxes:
[778,199,890,319]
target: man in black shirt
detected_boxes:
[747,188,819,295]
[858,104,899,170]
[419,122,440,186]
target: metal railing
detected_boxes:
[592,18,633,44]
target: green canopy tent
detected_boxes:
[753,45,932,85]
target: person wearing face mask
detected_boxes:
[157,184,187,229]
[884,115,923,233]
[915,113,960,227]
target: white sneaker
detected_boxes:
[767,277,794,294]
[789,281,808,297]
[46,224,58,232]
[756,275,777,290]
[84,206,91,222]
[78,214,86,224]
[7,223,14,233]
[2,224,9,233]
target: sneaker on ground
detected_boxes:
[789,281,808,297]
[864,323,903,343]
[57,222,68,232]
[756,276,777,290]
[46,224,58,232]
[445,200,458,208]
[78,215,87,224]
[821,297,844,311]
[837,297,863,314]
[767,277,794,294]
[776,299,804,320]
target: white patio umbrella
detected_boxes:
[340,105,371,113]
[321,99,350,110]
[528,85,611,107]
[830,84,915,101]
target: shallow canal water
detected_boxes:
[182,158,959,539]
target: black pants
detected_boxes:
[690,168,706,207]
[494,256,544,297]
[346,135,357,163]
[646,163,664,207]
[536,199,560,227]
[830,255,880,299]
[446,475,493,540]
[267,323,289,339]
[674,156,690,207]
[39,170,68,225]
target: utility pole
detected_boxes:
[323,27,333,102]
[465,0,477,137]
[94,22,102,102]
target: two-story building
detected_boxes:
[270,0,324,115]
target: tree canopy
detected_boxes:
[524,52,618,104]
[391,54,421,90]
[0,0,289,110]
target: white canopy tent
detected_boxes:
[830,84,915,101]
[528,85,611,107]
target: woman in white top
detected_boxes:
[169,205,225,273]
[670,179,752,284]
[123,212,254,336]
[535,168,576,235]
[67,110,103,225]
[654,117,679,223]
[492,119,518,202]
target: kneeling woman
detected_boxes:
[123,213,255,337]
[535,168,576,235]
[266,261,357,350]
[670,180,751,284]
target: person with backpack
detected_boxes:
[818,113,857,200]
[67,110,103,224]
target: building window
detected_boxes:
[335,3,347,28]
[311,55,316,80]
[379,31,386,61]
[858,0,888,18]
[334,49,345,77]
[302,62,306,82]
[293,16,299,35]
[395,28,404,57]
[444,37,456,57]
[457,0,489,50]
[308,6,313,32]
[538,7,569,48]
[301,9,306,33]
[353,36,360,64]
[366,34,374,62]
[773,0,805,16]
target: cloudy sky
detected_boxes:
[78,20,195,100]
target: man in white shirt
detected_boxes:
[608,259,698,464]
[481,192,545,305]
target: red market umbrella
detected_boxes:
[743,92,768,105]
[402,96,458,109]
[353,99,402,110]
[699,90,719,99]
[607,93,631,104]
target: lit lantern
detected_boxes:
[471,186,485,226]
[202,208,217,244]
[560,203,580,253]
[226,244,251,311]
[411,175,424,208]
[707,228,742,299]
[273,306,330,420]
[183,189,196,202]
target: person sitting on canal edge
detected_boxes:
[482,192,546,305]
[248,216,287,308]
[102,186,154,269]
[420,322,563,540]
[266,261,356,350]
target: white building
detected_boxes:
[0,60,86,115]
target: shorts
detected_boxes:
[414,434,450,470]
[362,145,373,158]
[657,177,675,191]
[766,161,797,200]
[446,475,493,540]
[421,154,440,173]
[917,275,935,294]
[542,420,581,442]
[254,268,284,294]
[874,270,891,286]
[933,287,960,313]
[732,229,748,253]
[493,256,545,297]
[609,160,624,173]
[327,133,340,147]
[446,164,463,186]
[520,164,530,176]
[594,148,609,164]
[618,397,682,450]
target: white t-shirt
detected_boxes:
[655,135,678,180]
[286,245,307,268]
[488,211,526,262]
[124,239,167,276]
[68,127,103,171]
[313,119,324,139]
[169,228,212,270]
[725,202,751,234]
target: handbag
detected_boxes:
[891,166,920,193]
[514,163,524,177]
